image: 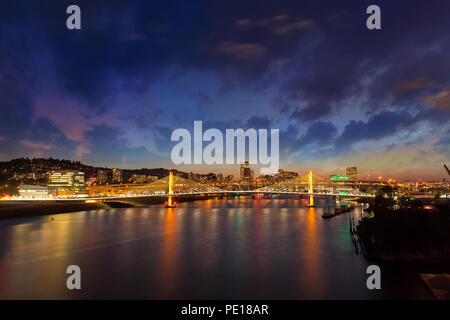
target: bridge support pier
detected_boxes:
[165,171,177,208]
[306,170,315,207]
[307,194,315,207]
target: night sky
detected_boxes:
[0,0,449,180]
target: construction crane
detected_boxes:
[444,165,450,177]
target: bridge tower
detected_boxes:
[307,170,315,207]
[165,171,177,208]
[444,164,450,177]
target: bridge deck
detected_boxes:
[1,190,374,202]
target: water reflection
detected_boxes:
[0,197,433,299]
[301,207,325,298]
[159,208,179,298]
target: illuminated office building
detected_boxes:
[346,167,357,182]
[240,161,251,181]
[48,171,87,196]
[330,175,349,181]
[19,184,56,198]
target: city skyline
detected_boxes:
[1,1,450,304]
[0,1,449,180]
[2,156,449,182]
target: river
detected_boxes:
[0,197,433,299]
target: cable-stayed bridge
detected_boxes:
[87,173,226,197]
[84,171,374,207]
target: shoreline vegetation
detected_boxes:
[357,186,450,269]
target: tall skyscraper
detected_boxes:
[346,167,357,182]
[240,161,251,181]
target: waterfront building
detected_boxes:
[19,184,56,199]
[47,171,87,197]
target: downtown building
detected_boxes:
[346,167,357,182]
[112,168,123,183]
[47,170,87,197]
[240,161,254,181]
[129,174,158,184]
[97,169,109,184]
[19,184,57,199]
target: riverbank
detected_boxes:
[365,251,450,267]
[357,199,450,269]
[0,194,230,220]
[0,201,109,219]
[420,273,450,300]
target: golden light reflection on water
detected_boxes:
[198,201,219,270]
[301,206,325,297]
[4,215,85,299]
[159,208,179,298]
[0,198,432,299]
[249,201,269,289]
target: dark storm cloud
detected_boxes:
[0,23,77,159]
[235,14,314,35]
[3,0,450,112]
[0,0,325,108]
[153,125,175,154]
[330,107,450,156]
[284,1,450,121]
[195,91,213,107]
[82,125,158,166]
[433,128,450,158]
[245,116,272,128]
[1,0,449,167]
[301,121,337,145]
[0,81,33,138]
[336,111,416,146]
[215,41,266,60]
[0,20,37,138]
[280,106,449,159]
[0,91,77,158]
[421,86,450,112]
[278,121,337,158]
[29,118,77,149]
[6,1,450,110]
